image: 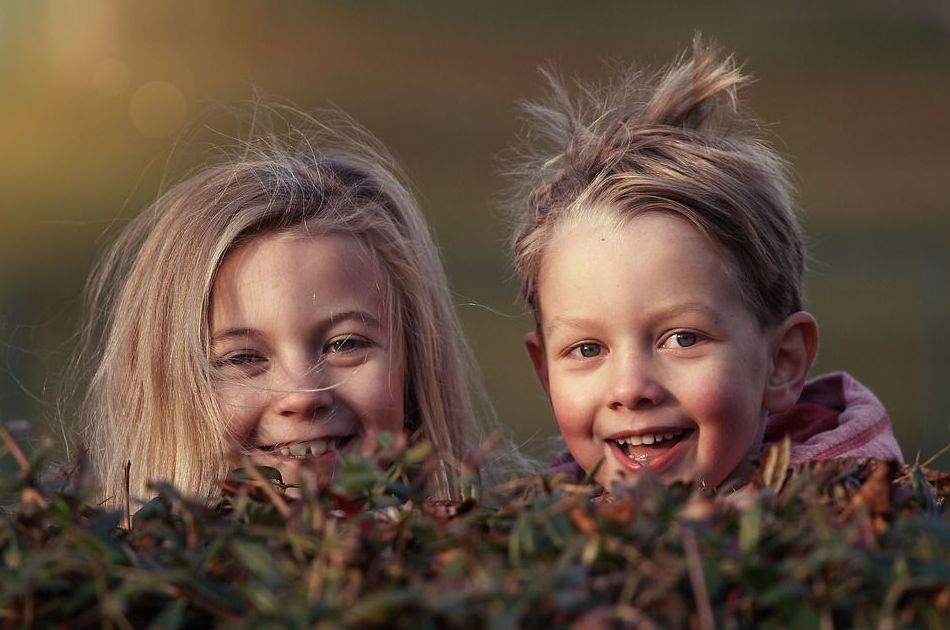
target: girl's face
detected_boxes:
[526,212,780,490]
[209,231,406,485]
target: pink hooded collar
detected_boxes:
[764,371,903,463]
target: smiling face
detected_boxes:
[209,231,406,485]
[527,211,782,490]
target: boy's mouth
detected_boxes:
[609,428,692,471]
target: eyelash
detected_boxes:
[215,352,265,368]
[567,342,604,359]
[659,330,703,349]
[213,334,372,371]
[325,334,372,354]
[565,330,704,359]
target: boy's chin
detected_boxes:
[600,464,664,490]
[598,460,749,493]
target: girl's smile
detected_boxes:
[209,231,407,485]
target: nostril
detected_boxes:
[275,385,333,419]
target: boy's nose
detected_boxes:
[607,355,667,410]
[272,366,333,421]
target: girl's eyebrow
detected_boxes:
[328,310,382,327]
[210,328,258,344]
[211,310,383,344]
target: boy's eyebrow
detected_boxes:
[544,315,598,337]
[652,302,721,320]
[544,302,720,337]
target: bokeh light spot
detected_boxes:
[129,81,187,138]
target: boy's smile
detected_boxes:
[527,211,782,489]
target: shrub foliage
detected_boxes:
[2,428,949,628]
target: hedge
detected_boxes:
[2,428,948,628]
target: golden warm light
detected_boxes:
[129,80,188,138]
[1,2,949,469]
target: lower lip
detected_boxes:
[254,449,341,467]
[608,435,691,476]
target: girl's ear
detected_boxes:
[524,331,551,398]
[763,311,819,413]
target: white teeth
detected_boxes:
[276,437,342,458]
[616,430,685,447]
[289,443,310,457]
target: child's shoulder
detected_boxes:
[764,371,904,464]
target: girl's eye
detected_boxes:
[326,335,370,354]
[661,332,700,349]
[214,352,265,369]
[572,342,603,358]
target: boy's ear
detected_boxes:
[524,331,551,398]
[763,311,819,413]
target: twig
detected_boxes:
[123,460,132,530]
[682,527,716,630]
[921,439,950,469]
[0,423,31,473]
[239,455,292,518]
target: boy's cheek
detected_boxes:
[550,387,601,462]
[548,383,593,431]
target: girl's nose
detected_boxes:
[607,354,667,411]
[272,366,333,421]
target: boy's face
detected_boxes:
[527,211,780,489]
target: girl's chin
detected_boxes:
[240,435,364,472]
[244,449,343,486]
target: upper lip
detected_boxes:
[605,426,692,441]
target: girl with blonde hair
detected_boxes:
[76,108,510,507]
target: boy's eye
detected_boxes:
[661,332,699,349]
[572,342,603,358]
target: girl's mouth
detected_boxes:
[609,429,692,472]
[260,436,356,459]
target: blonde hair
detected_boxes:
[77,108,504,506]
[510,37,805,328]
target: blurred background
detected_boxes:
[2,1,949,469]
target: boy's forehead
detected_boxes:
[549,209,716,257]
[537,211,757,329]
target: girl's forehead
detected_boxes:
[229,229,379,273]
[212,231,400,320]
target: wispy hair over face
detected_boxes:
[76,106,510,506]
